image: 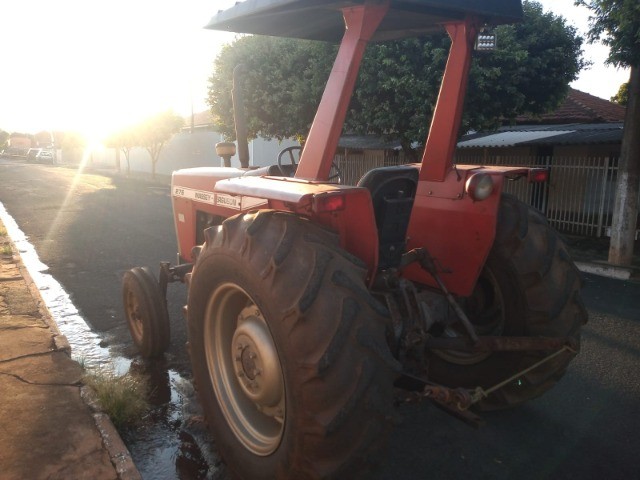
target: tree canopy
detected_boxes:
[208,36,335,142]
[208,1,585,152]
[137,111,184,179]
[0,130,9,150]
[611,82,629,105]
[575,0,640,67]
[106,111,183,178]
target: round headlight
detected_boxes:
[465,173,494,201]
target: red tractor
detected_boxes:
[123,1,587,478]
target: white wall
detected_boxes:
[85,131,299,174]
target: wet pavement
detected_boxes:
[0,160,223,479]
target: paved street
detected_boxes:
[1,158,638,479]
[0,160,190,369]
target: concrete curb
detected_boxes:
[3,226,141,480]
[82,387,142,480]
[575,260,635,281]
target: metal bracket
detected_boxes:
[158,261,193,303]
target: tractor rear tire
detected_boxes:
[187,211,399,480]
[122,266,170,357]
[428,195,587,410]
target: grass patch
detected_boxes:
[0,225,6,236]
[84,368,150,429]
[73,356,87,370]
[1,244,11,255]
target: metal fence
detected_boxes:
[458,155,622,237]
[334,153,407,186]
[335,152,623,237]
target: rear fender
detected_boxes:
[173,173,380,281]
[404,165,541,296]
[215,176,380,282]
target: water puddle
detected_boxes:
[0,202,223,479]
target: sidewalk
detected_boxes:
[565,234,640,282]
[0,220,140,480]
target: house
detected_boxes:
[331,89,629,237]
[455,89,628,238]
[3,133,33,157]
[456,88,625,160]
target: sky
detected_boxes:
[0,0,630,139]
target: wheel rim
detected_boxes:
[124,287,145,343]
[204,283,285,456]
[435,266,506,365]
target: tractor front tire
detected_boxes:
[122,266,170,357]
[428,195,587,410]
[187,211,399,479]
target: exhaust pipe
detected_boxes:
[232,64,250,168]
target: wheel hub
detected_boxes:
[239,345,259,380]
[232,308,284,409]
[205,283,286,456]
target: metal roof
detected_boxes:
[205,0,523,42]
[457,131,567,148]
[457,123,624,148]
[338,135,402,150]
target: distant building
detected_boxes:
[33,131,55,148]
[89,110,298,174]
[5,133,33,156]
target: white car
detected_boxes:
[35,150,56,164]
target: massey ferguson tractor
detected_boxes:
[122,1,587,478]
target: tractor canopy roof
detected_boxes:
[205,0,523,42]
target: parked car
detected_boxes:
[26,148,56,164]
[36,150,56,164]
[26,148,41,163]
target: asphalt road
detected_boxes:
[0,160,192,370]
[1,159,639,479]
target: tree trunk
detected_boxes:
[608,65,640,266]
[115,148,121,172]
[123,150,131,177]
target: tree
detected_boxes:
[208,1,585,156]
[60,131,87,165]
[577,0,640,266]
[208,36,335,142]
[105,128,138,176]
[0,129,9,150]
[137,111,184,179]
[611,82,629,105]
[349,1,585,154]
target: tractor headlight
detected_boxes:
[465,173,494,201]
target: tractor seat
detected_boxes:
[357,165,419,270]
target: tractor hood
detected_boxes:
[205,0,523,42]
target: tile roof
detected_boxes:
[186,110,215,127]
[514,88,626,124]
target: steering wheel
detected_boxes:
[277,146,343,184]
